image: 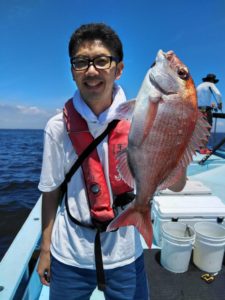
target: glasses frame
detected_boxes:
[70,55,119,71]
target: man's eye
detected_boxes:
[95,57,109,66]
[75,59,88,67]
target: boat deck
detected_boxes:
[0,152,225,300]
[144,249,225,300]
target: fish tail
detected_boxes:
[106,206,153,248]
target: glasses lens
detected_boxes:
[94,56,111,69]
[72,58,89,70]
[71,56,117,71]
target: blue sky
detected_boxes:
[0,0,225,130]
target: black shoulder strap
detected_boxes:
[64,119,120,184]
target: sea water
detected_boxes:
[0,129,43,260]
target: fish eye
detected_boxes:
[177,66,189,80]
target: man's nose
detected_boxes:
[85,63,99,74]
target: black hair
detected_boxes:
[68,23,123,62]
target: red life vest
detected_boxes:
[63,99,133,224]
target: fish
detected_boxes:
[107,49,210,248]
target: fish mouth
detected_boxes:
[149,73,176,96]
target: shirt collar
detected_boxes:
[72,84,127,125]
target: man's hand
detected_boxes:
[36,188,62,286]
[37,249,51,286]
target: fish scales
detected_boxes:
[138,102,190,183]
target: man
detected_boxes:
[197,73,222,126]
[37,23,186,300]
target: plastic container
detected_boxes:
[160,222,195,273]
[152,195,225,246]
[193,222,225,273]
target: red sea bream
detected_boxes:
[107,50,210,248]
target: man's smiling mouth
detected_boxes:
[84,79,103,88]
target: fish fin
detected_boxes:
[116,99,136,120]
[117,149,135,188]
[189,111,211,151]
[141,98,159,143]
[157,112,211,191]
[106,205,153,248]
[157,164,185,191]
[178,112,210,168]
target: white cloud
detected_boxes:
[0,103,59,129]
[1,102,224,132]
[16,105,49,115]
[56,108,63,114]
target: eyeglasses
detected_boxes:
[70,55,119,71]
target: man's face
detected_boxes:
[71,40,123,107]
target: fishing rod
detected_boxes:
[209,87,223,112]
[199,136,225,165]
[208,87,223,148]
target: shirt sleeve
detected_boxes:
[38,129,66,192]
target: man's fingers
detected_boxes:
[44,270,51,283]
[37,269,50,286]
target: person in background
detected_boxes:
[197,73,222,127]
[37,23,187,300]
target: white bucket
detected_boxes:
[193,222,225,273]
[160,222,195,273]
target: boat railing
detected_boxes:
[0,195,42,300]
[212,112,225,119]
[210,113,225,159]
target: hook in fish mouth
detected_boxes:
[149,73,176,96]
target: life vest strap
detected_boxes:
[95,230,105,291]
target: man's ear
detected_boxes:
[115,61,124,80]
